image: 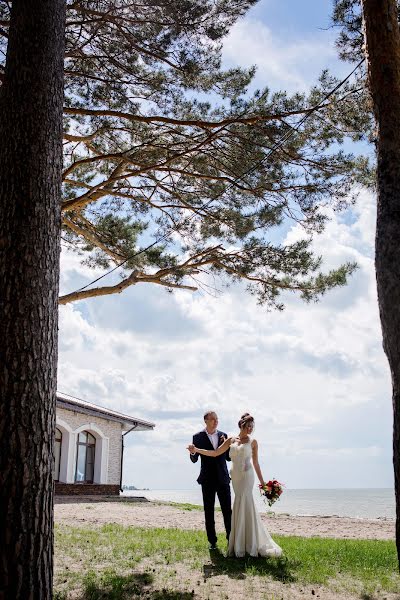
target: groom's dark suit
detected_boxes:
[190,430,232,546]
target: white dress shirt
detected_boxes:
[204,428,219,450]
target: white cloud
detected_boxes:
[57,186,393,490]
[222,18,341,93]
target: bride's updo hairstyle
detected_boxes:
[238,413,254,430]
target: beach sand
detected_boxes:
[54,497,395,540]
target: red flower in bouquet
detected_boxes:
[259,478,284,507]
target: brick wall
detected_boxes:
[55,483,120,495]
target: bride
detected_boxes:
[188,413,282,558]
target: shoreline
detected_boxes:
[56,495,396,521]
[121,488,396,521]
[54,499,395,540]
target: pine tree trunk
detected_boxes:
[362,0,400,567]
[0,2,65,598]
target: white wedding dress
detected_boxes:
[228,439,283,558]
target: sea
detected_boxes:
[122,488,395,520]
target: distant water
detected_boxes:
[122,488,395,520]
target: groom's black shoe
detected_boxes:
[208,543,217,551]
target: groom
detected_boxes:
[189,411,232,550]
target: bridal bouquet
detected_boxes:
[259,479,284,507]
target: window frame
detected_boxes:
[75,430,96,483]
[54,427,62,482]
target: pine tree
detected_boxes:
[361,0,400,567]
[0,1,65,597]
[0,1,369,308]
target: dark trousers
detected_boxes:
[201,482,232,545]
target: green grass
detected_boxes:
[54,524,400,599]
[162,500,279,516]
[54,571,194,600]
[160,501,205,511]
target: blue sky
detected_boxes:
[58,1,394,490]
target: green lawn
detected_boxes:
[54,524,400,599]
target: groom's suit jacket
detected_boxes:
[190,430,231,486]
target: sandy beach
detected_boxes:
[54,497,395,540]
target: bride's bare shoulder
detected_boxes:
[251,438,258,447]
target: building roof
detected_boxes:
[56,392,155,431]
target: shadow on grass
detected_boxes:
[203,548,297,583]
[78,571,194,600]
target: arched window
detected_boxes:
[75,431,96,483]
[54,427,62,482]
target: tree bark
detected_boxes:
[362,0,400,566]
[0,2,65,598]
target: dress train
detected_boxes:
[228,439,282,558]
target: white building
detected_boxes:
[55,392,154,495]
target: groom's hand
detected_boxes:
[220,435,226,443]
[187,444,196,454]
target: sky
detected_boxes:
[57,0,394,490]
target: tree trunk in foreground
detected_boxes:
[362,0,400,567]
[0,2,65,598]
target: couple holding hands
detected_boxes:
[188,411,282,558]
